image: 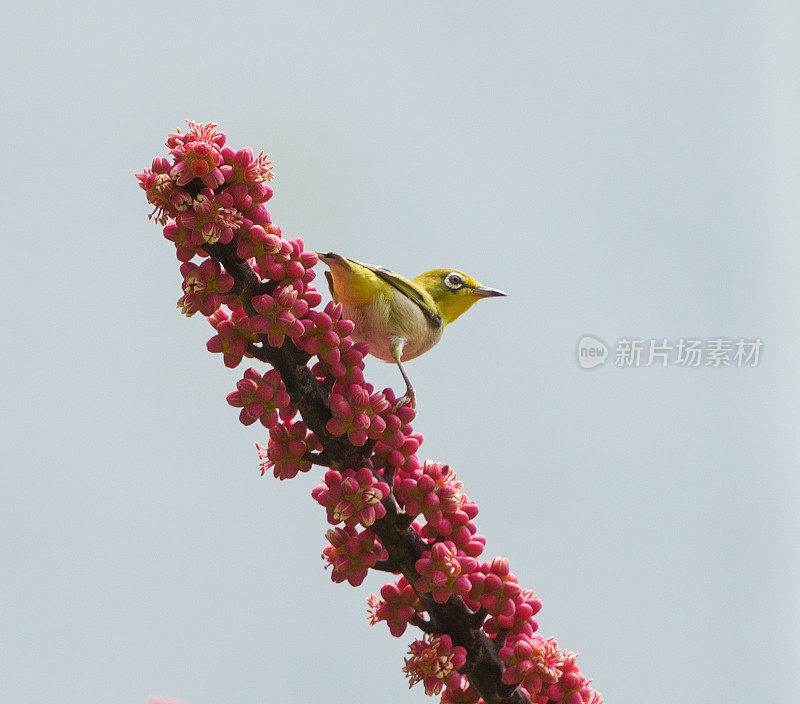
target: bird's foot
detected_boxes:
[394,389,416,410]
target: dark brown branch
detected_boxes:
[410,613,434,634]
[467,607,488,629]
[373,557,402,573]
[394,512,414,530]
[304,451,331,467]
[493,627,510,654]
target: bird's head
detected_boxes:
[413,269,506,325]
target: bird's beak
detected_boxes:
[472,286,507,298]
[315,252,341,265]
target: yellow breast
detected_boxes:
[339,291,443,362]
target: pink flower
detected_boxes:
[175,188,240,247]
[441,679,484,704]
[235,223,283,265]
[177,259,234,317]
[394,461,457,516]
[219,146,275,197]
[167,119,226,151]
[298,302,355,371]
[370,387,416,448]
[296,282,323,312]
[463,557,541,641]
[402,634,467,696]
[324,382,390,447]
[322,526,386,586]
[163,220,206,262]
[167,120,225,189]
[479,587,542,640]
[301,303,368,386]
[206,308,254,368]
[136,157,190,224]
[249,285,309,348]
[256,419,319,480]
[414,541,477,604]
[542,651,602,704]
[311,467,390,528]
[464,556,519,611]
[227,368,295,427]
[393,461,486,559]
[500,634,563,690]
[369,388,422,474]
[255,237,317,287]
[366,576,420,637]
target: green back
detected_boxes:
[355,260,443,328]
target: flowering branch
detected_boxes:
[136,120,601,704]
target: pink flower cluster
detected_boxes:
[464,558,541,637]
[312,467,390,528]
[206,308,254,368]
[138,121,274,268]
[402,634,467,696]
[168,120,226,188]
[367,576,419,637]
[500,635,563,697]
[322,526,387,586]
[414,541,477,604]
[371,387,421,473]
[257,420,319,480]
[227,368,295,427]
[395,461,486,557]
[249,285,309,348]
[299,303,370,384]
[138,121,601,704]
[325,382,391,446]
[500,639,602,704]
[256,235,317,285]
[178,259,234,316]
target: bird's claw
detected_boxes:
[394,390,416,410]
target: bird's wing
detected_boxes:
[354,260,443,328]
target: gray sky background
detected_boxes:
[2,2,799,703]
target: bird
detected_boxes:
[316,252,506,407]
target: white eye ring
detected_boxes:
[444,273,463,290]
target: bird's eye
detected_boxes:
[444,273,463,290]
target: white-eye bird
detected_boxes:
[317,252,506,407]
